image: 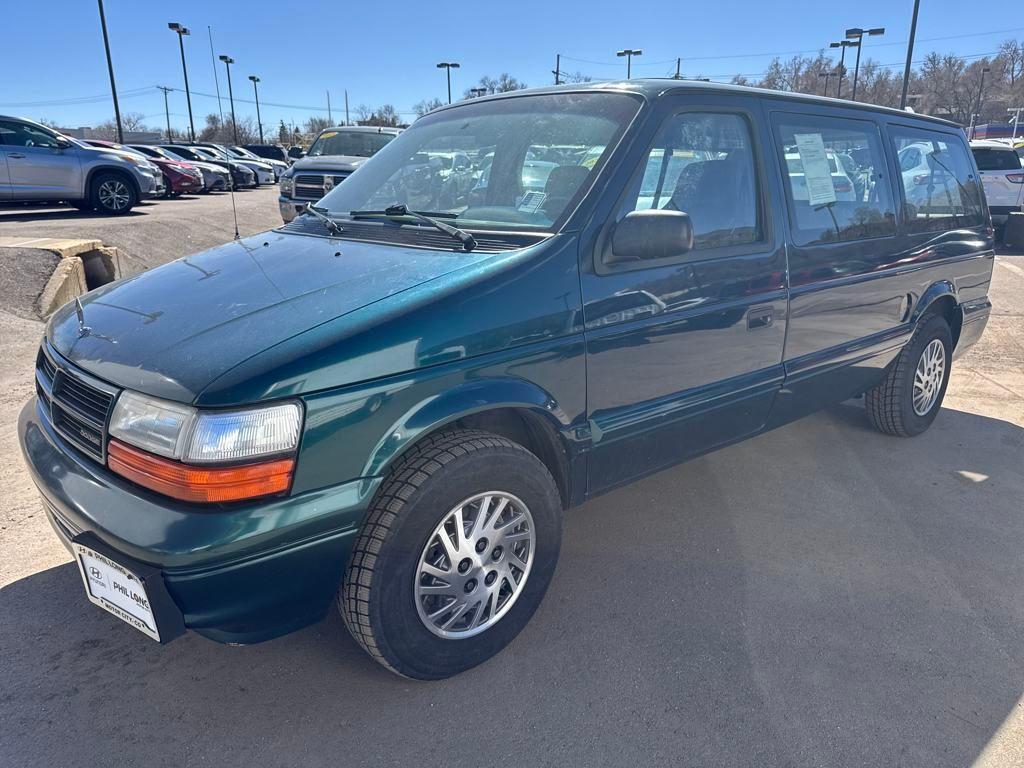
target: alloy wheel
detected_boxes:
[912,338,946,416]
[97,179,130,211]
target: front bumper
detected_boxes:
[138,172,163,199]
[18,396,380,644]
[279,195,308,222]
[167,172,203,195]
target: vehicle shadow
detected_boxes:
[2,404,1021,767]
[0,207,147,223]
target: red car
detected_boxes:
[83,140,203,197]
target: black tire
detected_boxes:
[90,172,137,215]
[341,429,562,679]
[865,312,952,437]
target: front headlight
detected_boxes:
[280,173,294,195]
[108,392,303,503]
[109,391,302,463]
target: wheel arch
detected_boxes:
[913,281,963,349]
[363,379,576,508]
[84,165,141,199]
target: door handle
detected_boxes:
[746,306,774,330]
[7,152,25,159]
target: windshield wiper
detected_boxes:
[302,203,344,236]
[349,203,476,251]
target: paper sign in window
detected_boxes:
[794,133,837,207]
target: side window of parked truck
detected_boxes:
[773,115,896,246]
[614,111,762,254]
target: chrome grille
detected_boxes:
[293,172,350,201]
[36,344,118,463]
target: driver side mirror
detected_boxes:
[608,209,694,265]
[55,135,72,151]
[288,146,305,159]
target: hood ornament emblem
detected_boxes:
[74,297,92,338]
[323,175,335,192]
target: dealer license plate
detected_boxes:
[74,542,160,641]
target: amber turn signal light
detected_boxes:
[108,439,294,503]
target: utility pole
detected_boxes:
[970,66,991,140]
[219,55,238,144]
[674,58,682,79]
[552,53,561,85]
[344,90,350,126]
[900,0,921,109]
[168,23,195,142]
[616,49,642,79]
[96,0,123,143]
[208,26,224,123]
[327,91,333,123]
[1009,107,1024,140]
[157,86,173,140]
[248,76,263,143]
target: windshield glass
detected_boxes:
[316,92,639,231]
[160,147,194,162]
[308,130,397,158]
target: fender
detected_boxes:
[362,377,572,478]
[83,164,142,198]
[911,280,958,327]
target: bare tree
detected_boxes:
[304,115,333,134]
[463,73,527,99]
[414,97,445,117]
[562,71,592,83]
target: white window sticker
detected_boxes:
[794,133,837,207]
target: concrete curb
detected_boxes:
[0,238,124,318]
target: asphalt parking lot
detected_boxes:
[0,191,1021,766]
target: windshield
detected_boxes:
[308,130,397,158]
[160,147,195,162]
[316,92,639,231]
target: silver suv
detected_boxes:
[0,115,162,214]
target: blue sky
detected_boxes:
[1,0,1018,133]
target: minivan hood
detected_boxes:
[291,155,368,172]
[48,231,494,403]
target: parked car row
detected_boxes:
[0,114,299,215]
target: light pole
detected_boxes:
[616,48,643,79]
[900,0,922,109]
[168,23,195,143]
[845,26,885,101]
[818,70,836,96]
[1009,107,1024,140]
[829,40,856,98]
[248,75,263,143]
[157,85,173,140]
[96,0,123,143]
[437,62,460,104]
[970,66,991,140]
[219,55,238,143]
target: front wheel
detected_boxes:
[90,172,136,215]
[865,312,952,437]
[341,430,563,679]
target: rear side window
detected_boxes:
[971,147,1022,171]
[773,114,896,246]
[890,128,985,233]
[616,112,762,252]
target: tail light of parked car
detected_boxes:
[1006,173,1024,184]
[834,179,853,193]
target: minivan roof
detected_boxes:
[318,125,403,135]
[426,79,963,130]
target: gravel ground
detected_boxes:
[0,190,1021,767]
[0,248,60,320]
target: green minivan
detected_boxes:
[19,81,993,679]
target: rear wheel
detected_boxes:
[340,430,563,679]
[90,172,136,215]
[865,312,952,437]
